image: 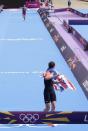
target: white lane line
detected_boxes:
[0,38,43,41]
[0,124,64,128]
[0,72,30,74]
[0,71,44,76]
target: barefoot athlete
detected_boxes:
[43,61,58,112]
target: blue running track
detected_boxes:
[71,25,88,42]
[0,9,88,130]
[77,9,88,14]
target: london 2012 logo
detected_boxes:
[19,113,39,124]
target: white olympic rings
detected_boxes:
[19,113,39,123]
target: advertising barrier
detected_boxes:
[38,9,88,99]
[54,8,88,18]
[63,20,88,50]
[0,111,88,124]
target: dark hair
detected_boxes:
[48,61,55,68]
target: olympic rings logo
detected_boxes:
[19,113,39,123]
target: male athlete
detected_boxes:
[43,61,58,112]
[22,5,26,20]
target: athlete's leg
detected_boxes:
[51,101,56,111]
[23,14,25,20]
[24,15,25,20]
[50,90,56,111]
[44,89,51,112]
[44,103,50,112]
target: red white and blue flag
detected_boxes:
[53,74,76,92]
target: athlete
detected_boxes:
[22,5,26,20]
[0,4,4,13]
[68,0,71,8]
[43,61,58,112]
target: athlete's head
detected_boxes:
[48,61,55,69]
